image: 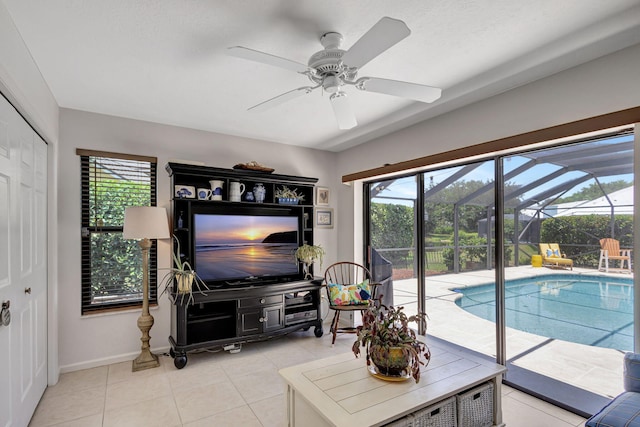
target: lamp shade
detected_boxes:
[123,206,170,240]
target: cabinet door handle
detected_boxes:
[24,287,32,294]
[260,298,266,304]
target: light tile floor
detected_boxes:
[29,322,587,427]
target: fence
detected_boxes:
[375,242,615,279]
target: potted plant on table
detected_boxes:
[352,299,430,383]
[294,244,325,279]
[159,236,210,305]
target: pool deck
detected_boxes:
[392,266,633,399]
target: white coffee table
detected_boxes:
[279,339,507,427]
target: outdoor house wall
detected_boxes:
[57,108,339,371]
[336,43,640,263]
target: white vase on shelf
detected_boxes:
[253,183,266,203]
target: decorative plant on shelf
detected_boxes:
[294,244,325,279]
[159,236,210,305]
[275,185,305,204]
[352,298,430,383]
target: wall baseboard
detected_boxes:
[58,345,172,374]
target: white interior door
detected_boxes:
[0,95,48,427]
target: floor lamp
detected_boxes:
[123,206,170,372]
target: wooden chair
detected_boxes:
[323,262,379,345]
[598,238,632,273]
[539,243,573,270]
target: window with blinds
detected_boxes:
[78,149,158,314]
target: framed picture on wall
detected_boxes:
[315,208,334,229]
[316,186,330,205]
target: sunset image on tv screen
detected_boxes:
[194,214,298,282]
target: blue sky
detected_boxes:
[373,133,633,206]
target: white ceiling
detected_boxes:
[4,0,640,152]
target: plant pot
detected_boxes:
[176,272,194,294]
[302,262,312,280]
[277,197,299,205]
[369,345,411,377]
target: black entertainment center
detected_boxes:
[165,162,324,369]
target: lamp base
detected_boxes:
[132,310,160,372]
[132,349,160,372]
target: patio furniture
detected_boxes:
[539,243,573,270]
[371,248,394,308]
[586,352,640,427]
[598,238,632,273]
[531,254,543,267]
[324,262,380,345]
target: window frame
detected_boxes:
[344,106,640,182]
[78,149,159,314]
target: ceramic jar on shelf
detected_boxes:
[229,181,245,202]
[209,180,224,200]
[253,183,266,203]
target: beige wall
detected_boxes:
[57,109,339,370]
[339,43,640,179]
[336,43,640,261]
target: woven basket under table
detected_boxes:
[384,396,457,427]
[456,381,494,427]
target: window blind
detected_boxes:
[78,150,158,314]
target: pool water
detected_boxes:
[454,274,633,350]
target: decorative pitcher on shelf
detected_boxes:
[209,180,224,200]
[229,181,245,202]
[253,183,266,203]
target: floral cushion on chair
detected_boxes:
[328,280,371,306]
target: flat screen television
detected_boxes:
[192,206,303,286]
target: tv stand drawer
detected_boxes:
[238,295,283,307]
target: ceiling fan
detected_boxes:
[228,17,442,130]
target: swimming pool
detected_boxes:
[454,274,633,350]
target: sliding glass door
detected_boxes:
[367,176,419,311]
[500,132,634,412]
[420,161,497,356]
[366,161,497,356]
[365,128,634,415]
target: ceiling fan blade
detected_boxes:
[248,86,316,112]
[341,17,411,69]
[356,77,442,103]
[228,46,308,73]
[330,92,357,130]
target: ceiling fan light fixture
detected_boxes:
[330,91,357,130]
[322,75,341,94]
